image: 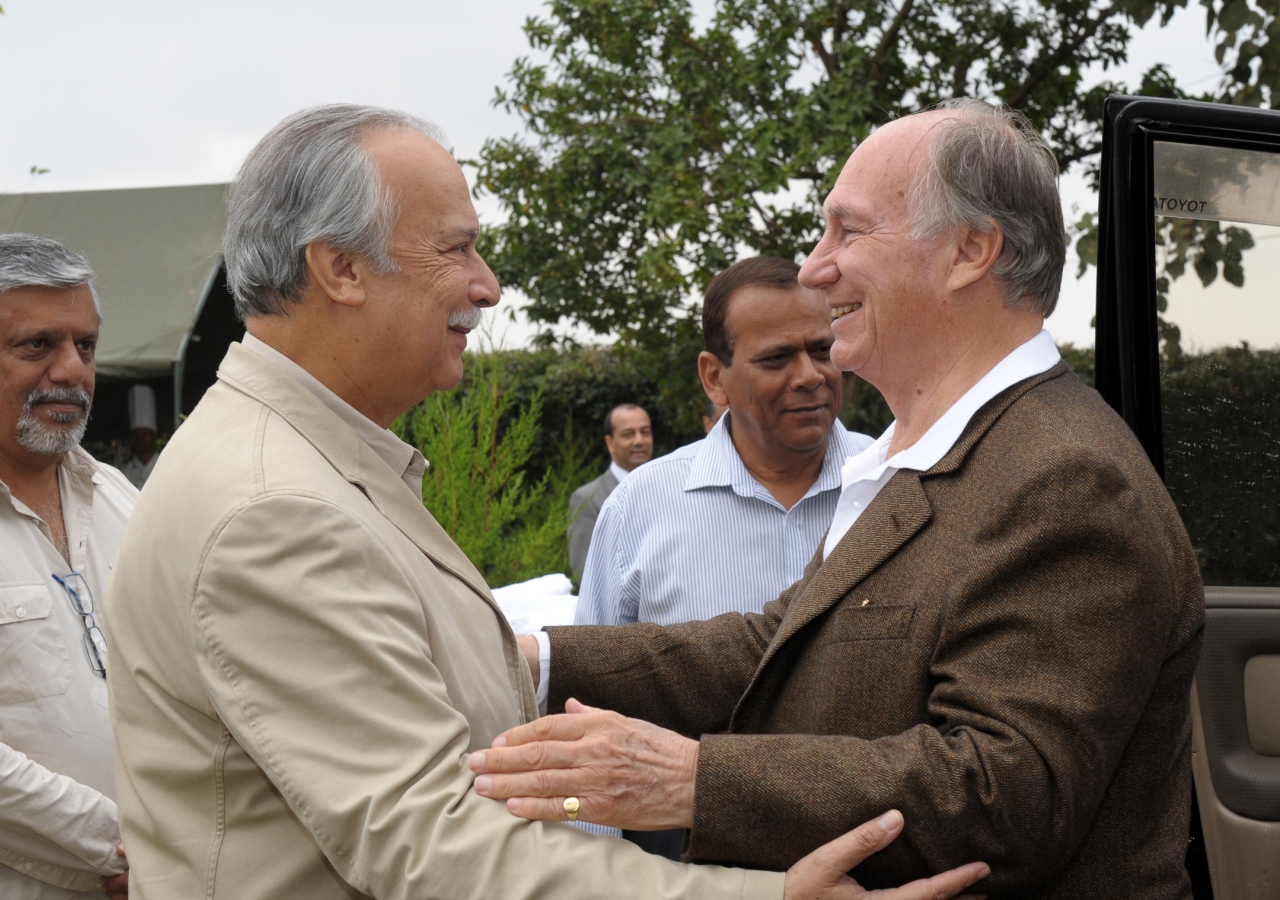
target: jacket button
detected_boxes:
[14,607,26,619]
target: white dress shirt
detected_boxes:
[0,448,136,898]
[823,329,1061,557]
[242,335,427,496]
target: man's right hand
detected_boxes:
[101,841,128,900]
[783,810,988,900]
[516,635,539,689]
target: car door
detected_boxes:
[1097,95,1280,900]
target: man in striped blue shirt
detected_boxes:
[574,256,873,629]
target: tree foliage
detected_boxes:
[394,353,594,587]
[475,0,1204,353]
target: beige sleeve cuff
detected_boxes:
[741,868,787,900]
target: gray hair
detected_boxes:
[223,104,448,320]
[906,99,1065,317]
[0,233,101,321]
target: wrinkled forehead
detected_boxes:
[0,284,99,330]
[366,128,475,219]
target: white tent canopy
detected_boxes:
[0,183,228,379]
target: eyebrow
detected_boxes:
[9,326,98,343]
[824,202,852,221]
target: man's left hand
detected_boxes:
[469,698,697,830]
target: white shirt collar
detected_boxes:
[824,329,1059,559]
[609,461,632,484]
[842,329,1061,489]
[241,334,427,496]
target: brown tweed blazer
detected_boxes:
[545,363,1204,899]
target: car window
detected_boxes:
[1152,140,1280,588]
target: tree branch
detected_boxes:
[1006,3,1118,108]
[750,195,780,240]
[869,0,917,84]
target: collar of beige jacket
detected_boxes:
[215,342,494,602]
[744,362,1072,683]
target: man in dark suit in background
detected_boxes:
[472,100,1204,899]
[568,403,652,574]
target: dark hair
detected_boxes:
[702,256,801,365]
[604,402,642,437]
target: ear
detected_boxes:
[304,241,368,309]
[946,220,1003,294]
[698,350,730,407]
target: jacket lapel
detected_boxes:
[759,472,932,665]
[757,361,1072,667]
[216,344,494,604]
[354,461,495,602]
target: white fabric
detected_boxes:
[242,334,427,496]
[823,330,1061,558]
[491,574,578,637]
[0,448,136,897]
[534,629,553,713]
[125,385,156,433]
[608,460,632,484]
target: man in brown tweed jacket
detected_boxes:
[471,100,1204,899]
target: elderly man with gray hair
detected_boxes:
[103,104,988,900]
[474,100,1205,898]
[0,234,133,899]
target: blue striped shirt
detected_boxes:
[573,416,873,626]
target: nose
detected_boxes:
[47,339,88,387]
[791,350,825,391]
[470,255,501,309]
[799,236,839,291]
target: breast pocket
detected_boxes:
[821,603,917,643]
[0,583,73,703]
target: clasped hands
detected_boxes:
[468,696,988,900]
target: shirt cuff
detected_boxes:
[534,630,551,715]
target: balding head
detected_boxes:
[799,102,1058,405]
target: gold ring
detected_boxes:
[563,797,580,821]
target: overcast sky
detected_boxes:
[0,0,1228,348]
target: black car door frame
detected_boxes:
[1097,95,1280,473]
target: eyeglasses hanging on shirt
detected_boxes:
[52,572,107,678]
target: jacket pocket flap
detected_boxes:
[823,604,916,642]
[0,584,54,625]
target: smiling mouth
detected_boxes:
[831,303,863,320]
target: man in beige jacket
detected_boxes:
[103,105,987,900]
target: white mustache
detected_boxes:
[25,386,92,420]
[448,306,484,330]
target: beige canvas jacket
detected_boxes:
[104,344,783,900]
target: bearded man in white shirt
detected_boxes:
[474,101,1205,899]
[0,234,132,899]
